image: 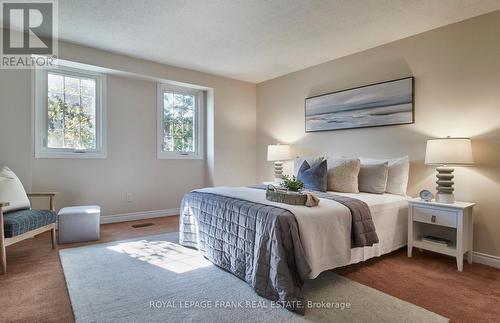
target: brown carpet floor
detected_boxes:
[1,216,499,323]
[334,249,500,322]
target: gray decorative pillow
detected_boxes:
[327,158,360,193]
[297,159,328,192]
[359,156,409,195]
[358,162,389,194]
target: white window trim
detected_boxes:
[157,83,204,160]
[34,65,107,159]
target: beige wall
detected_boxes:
[256,11,500,257]
[0,69,33,190]
[0,41,256,216]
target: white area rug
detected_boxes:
[60,232,448,322]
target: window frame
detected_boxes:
[34,65,107,159]
[156,83,204,160]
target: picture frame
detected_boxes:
[305,77,414,132]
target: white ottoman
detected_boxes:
[58,205,100,244]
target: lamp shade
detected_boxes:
[425,137,474,166]
[267,144,291,161]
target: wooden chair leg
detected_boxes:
[0,239,6,275]
[51,225,57,249]
[1,207,6,274]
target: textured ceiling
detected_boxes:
[53,0,500,83]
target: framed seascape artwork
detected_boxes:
[305,77,414,132]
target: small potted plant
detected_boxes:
[280,175,304,194]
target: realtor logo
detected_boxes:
[1,0,58,68]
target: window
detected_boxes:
[35,65,106,158]
[157,84,204,159]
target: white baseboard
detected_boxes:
[473,251,500,269]
[100,208,179,224]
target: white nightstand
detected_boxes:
[407,198,475,271]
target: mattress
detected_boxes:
[331,192,409,266]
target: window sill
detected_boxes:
[157,153,204,160]
[35,150,107,159]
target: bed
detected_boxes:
[341,192,408,266]
[179,186,408,313]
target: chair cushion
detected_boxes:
[3,209,56,238]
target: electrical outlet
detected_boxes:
[126,193,133,202]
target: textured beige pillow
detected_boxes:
[327,158,360,193]
[0,166,31,213]
[359,156,409,195]
[358,162,389,194]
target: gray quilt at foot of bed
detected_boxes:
[179,192,310,314]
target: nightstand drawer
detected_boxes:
[413,207,457,228]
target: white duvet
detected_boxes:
[195,187,407,279]
[194,187,407,279]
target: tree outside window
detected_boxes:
[162,91,195,153]
[47,73,96,150]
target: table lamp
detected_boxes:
[267,144,291,181]
[424,137,474,203]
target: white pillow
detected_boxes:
[359,156,409,195]
[327,158,360,193]
[293,156,326,176]
[0,166,31,213]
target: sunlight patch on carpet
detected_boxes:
[106,239,213,273]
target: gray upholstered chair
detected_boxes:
[0,192,58,274]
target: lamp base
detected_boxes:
[435,167,455,204]
[436,193,455,203]
[273,161,283,179]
